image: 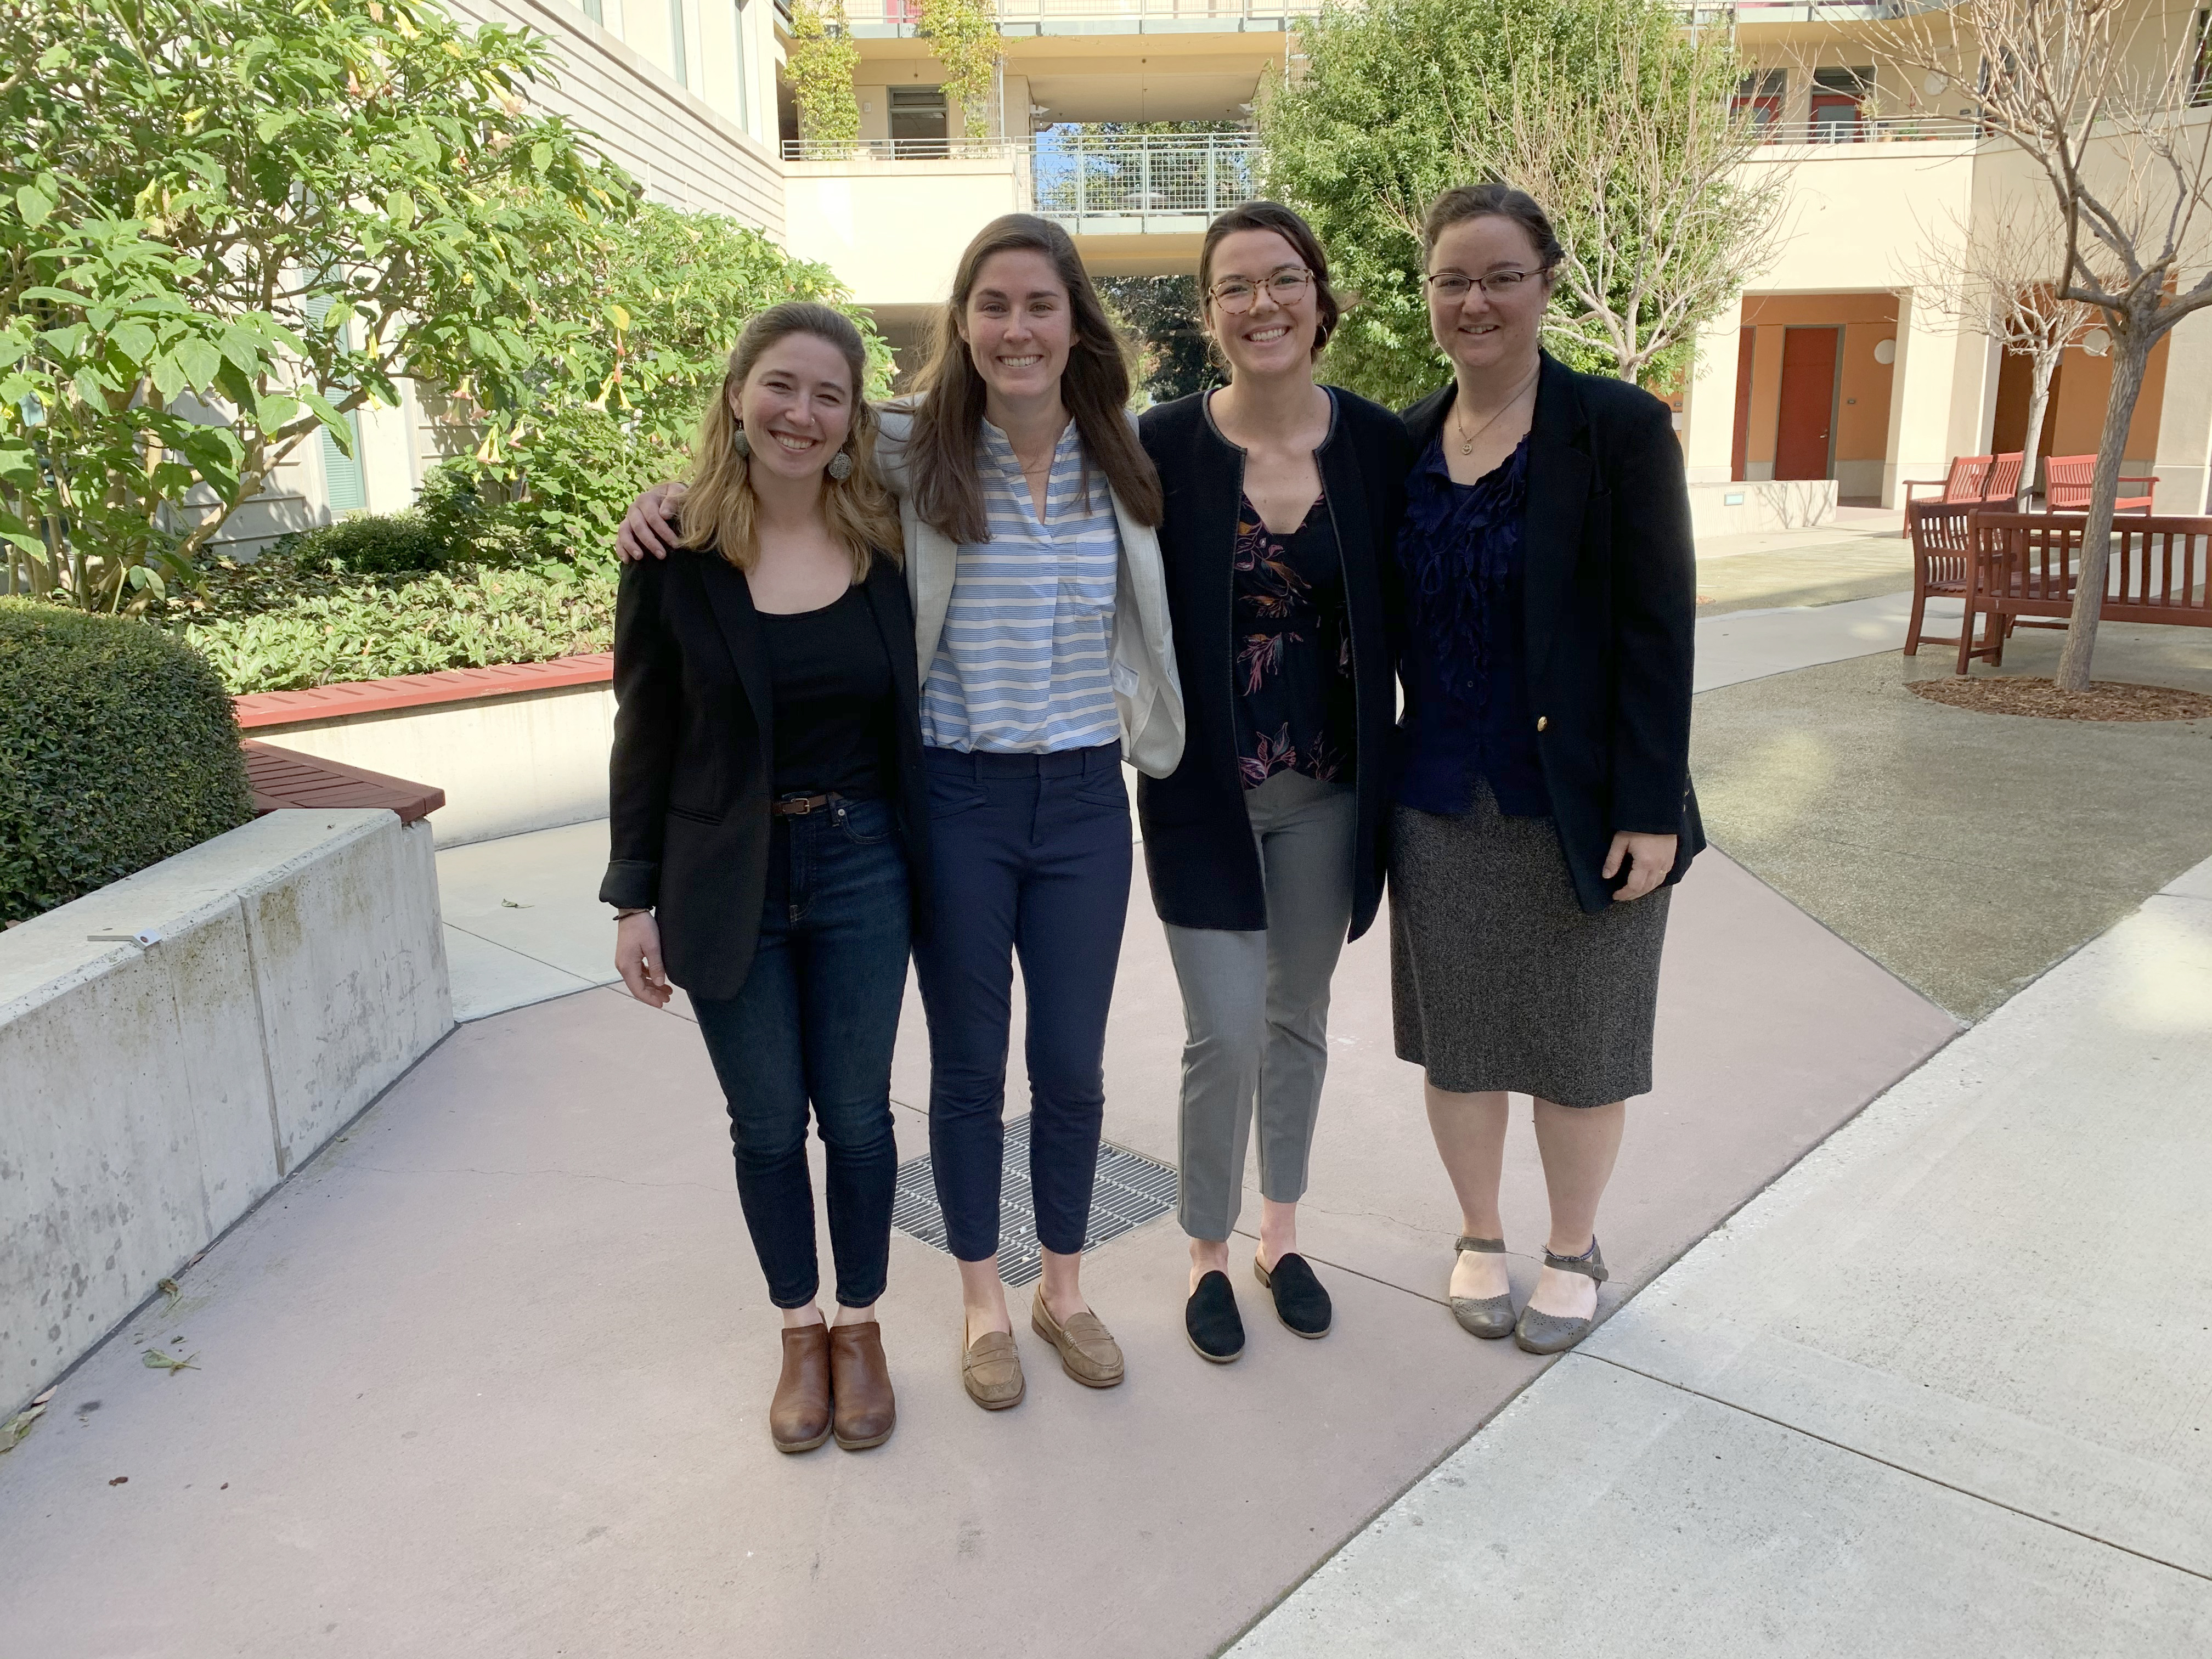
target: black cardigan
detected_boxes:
[1399,354,1703,912]
[596,550,933,1000]
[1134,387,1409,940]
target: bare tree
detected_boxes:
[1454,1,1789,386]
[1904,196,2100,504]
[1885,0,2212,689]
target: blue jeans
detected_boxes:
[913,744,1133,1262]
[690,795,909,1309]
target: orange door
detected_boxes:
[1774,327,1839,481]
[1731,326,1755,482]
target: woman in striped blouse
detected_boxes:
[879,215,1181,1409]
[618,216,1184,1412]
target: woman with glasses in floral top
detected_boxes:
[1137,202,1409,1364]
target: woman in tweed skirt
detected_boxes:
[1391,185,1703,1356]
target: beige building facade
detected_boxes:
[309,0,2212,528]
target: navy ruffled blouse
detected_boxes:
[1394,431,1550,819]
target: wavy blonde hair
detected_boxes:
[679,302,901,577]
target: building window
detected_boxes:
[668,0,689,87]
[1810,66,1874,141]
[1734,69,1786,132]
[579,0,602,21]
[2195,10,2212,105]
[890,84,949,156]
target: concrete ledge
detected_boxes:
[0,810,453,1412]
[234,658,614,848]
[1689,478,1837,537]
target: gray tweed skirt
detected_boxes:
[1389,781,1670,1107]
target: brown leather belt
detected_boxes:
[771,793,834,817]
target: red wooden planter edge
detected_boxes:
[233,652,614,731]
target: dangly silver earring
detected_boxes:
[826,450,853,481]
[732,426,752,459]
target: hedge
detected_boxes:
[0,601,255,924]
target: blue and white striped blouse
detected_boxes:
[918,418,1122,754]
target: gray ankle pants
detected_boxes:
[1163,769,1358,1242]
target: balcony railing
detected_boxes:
[841,0,1319,29]
[1034,133,1260,223]
[780,133,1263,225]
[782,138,1028,161]
[1749,114,1983,144]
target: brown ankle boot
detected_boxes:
[770,1324,832,1453]
[828,1321,896,1451]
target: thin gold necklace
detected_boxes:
[1453,365,1541,457]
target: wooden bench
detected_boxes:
[1953,512,2212,674]
[1904,450,2025,508]
[242,741,445,825]
[2042,455,2157,515]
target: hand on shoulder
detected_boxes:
[616,481,687,563]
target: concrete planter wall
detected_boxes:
[234,657,613,849]
[1686,478,1838,537]
[0,809,452,1413]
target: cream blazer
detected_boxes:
[873,404,1186,780]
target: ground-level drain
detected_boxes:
[890,1116,1178,1286]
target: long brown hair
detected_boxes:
[679,301,902,578]
[1198,200,1341,360]
[905,215,1162,546]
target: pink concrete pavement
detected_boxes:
[0,853,1956,1658]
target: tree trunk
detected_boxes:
[2020,347,2058,507]
[2053,329,2151,692]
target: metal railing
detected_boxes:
[779,133,1263,227]
[1032,132,1260,222]
[1750,114,1983,144]
[839,0,1319,26]
[781,137,1027,161]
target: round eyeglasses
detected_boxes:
[1425,269,1543,300]
[1208,268,1314,313]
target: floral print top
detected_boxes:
[1232,490,1356,787]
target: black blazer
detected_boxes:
[1135,387,1409,940]
[1400,354,1703,913]
[596,549,933,1000]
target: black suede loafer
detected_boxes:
[1185,1269,1245,1363]
[1254,1251,1332,1338]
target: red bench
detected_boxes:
[2042,455,2157,515]
[1953,512,2212,674]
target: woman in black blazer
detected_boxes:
[600,303,931,1455]
[1136,202,1409,1362]
[1390,186,1703,1358]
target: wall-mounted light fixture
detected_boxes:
[2081,328,2111,356]
[1872,338,1897,365]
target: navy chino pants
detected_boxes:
[913,743,1132,1262]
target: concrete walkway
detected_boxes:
[16,583,2145,1659]
[0,845,1954,1658]
[1227,854,2212,1657]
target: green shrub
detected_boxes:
[276,511,452,575]
[0,601,254,923]
[168,556,618,693]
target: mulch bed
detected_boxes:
[1909,677,2212,722]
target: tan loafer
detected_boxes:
[961,1324,1025,1411]
[1030,1288,1125,1389]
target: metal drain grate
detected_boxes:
[890,1116,1180,1286]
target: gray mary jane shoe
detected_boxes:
[1514,1239,1609,1355]
[1449,1235,1517,1340]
